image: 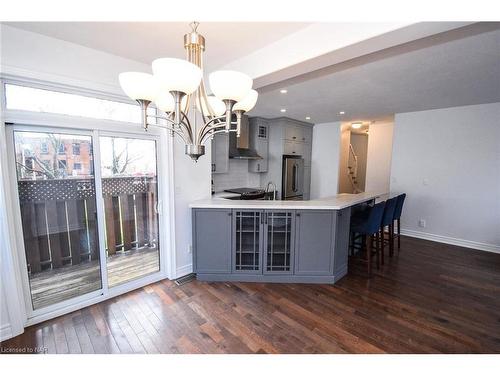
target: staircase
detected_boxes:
[348,144,363,193]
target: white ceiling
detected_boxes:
[4,22,500,124]
[4,22,310,72]
[251,26,500,123]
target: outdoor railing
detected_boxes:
[17,176,157,274]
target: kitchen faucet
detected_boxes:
[265,181,277,200]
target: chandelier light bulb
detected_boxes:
[154,92,175,113]
[152,58,202,95]
[233,89,258,112]
[209,70,253,102]
[197,95,226,117]
[119,72,159,102]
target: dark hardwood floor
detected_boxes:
[2,236,500,354]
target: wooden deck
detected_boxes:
[29,247,160,309]
[3,236,500,353]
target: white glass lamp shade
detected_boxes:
[197,95,226,116]
[233,89,258,112]
[119,72,159,102]
[209,70,253,102]
[154,92,175,112]
[152,58,202,95]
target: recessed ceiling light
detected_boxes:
[305,116,311,120]
[280,109,286,113]
[339,111,345,115]
[351,122,362,129]
[280,89,288,94]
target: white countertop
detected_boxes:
[190,191,385,210]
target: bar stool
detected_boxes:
[392,193,406,251]
[379,197,398,264]
[350,201,386,277]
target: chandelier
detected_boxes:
[118,22,258,161]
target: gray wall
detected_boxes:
[391,102,500,252]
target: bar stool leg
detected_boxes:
[389,223,394,257]
[380,227,385,261]
[366,234,372,277]
[379,229,384,265]
[397,218,401,251]
[375,234,380,270]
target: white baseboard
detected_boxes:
[1,323,13,342]
[175,263,193,279]
[401,228,500,254]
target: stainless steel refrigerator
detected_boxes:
[282,156,304,200]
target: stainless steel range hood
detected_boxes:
[229,115,262,160]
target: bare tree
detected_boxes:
[108,138,140,175]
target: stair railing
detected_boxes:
[348,144,361,193]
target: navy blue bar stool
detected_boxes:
[392,193,406,251]
[379,197,398,264]
[350,201,386,277]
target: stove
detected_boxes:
[224,187,266,200]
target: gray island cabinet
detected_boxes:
[190,193,380,284]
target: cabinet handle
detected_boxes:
[264,212,268,224]
[257,164,260,172]
[292,136,296,139]
[260,213,263,224]
[296,213,301,217]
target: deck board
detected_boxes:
[29,246,159,309]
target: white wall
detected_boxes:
[0,25,148,95]
[172,137,211,276]
[365,120,394,193]
[391,103,500,252]
[310,121,341,199]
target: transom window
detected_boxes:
[4,84,156,124]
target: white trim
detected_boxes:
[0,81,28,339]
[176,263,193,279]
[164,130,177,280]
[1,323,13,342]
[401,228,500,254]
[1,67,125,98]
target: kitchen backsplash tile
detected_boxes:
[213,159,261,192]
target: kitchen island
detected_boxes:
[189,192,381,284]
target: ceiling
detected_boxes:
[251,25,500,123]
[4,22,310,72]
[4,22,500,124]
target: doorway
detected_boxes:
[8,125,164,318]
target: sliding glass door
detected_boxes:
[13,130,101,310]
[99,136,160,287]
[10,127,163,315]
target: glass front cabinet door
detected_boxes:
[232,210,263,273]
[263,211,294,274]
[232,210,295,275]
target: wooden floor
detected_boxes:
[30,247,160,309]
[2,236,500,353]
